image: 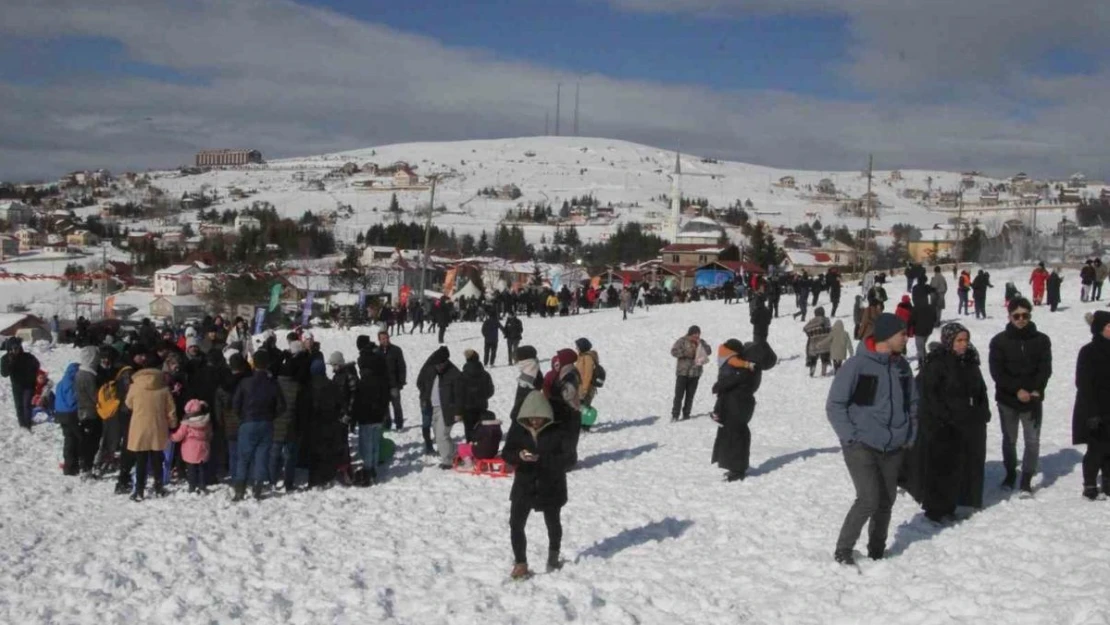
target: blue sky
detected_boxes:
[0,0,1107,180]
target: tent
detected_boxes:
[450,280,482,302]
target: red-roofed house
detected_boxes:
[659,243,725,268]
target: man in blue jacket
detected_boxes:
[231,350,285,501]
[826,313,918,566]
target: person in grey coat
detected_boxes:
[670,325,712,421]
[828,319,853,373]
[75,346,103,477]
[930,266,948,318]
[826,313,918,566]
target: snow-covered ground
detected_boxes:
[1,265,1108,624]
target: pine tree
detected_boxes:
[388,193,401,213]
[478,231,489,252]
[748,221,782,269]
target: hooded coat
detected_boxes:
[546,349,582,466]
[510,358,543,422]
[910,283,938,337]
[125,368,178,452]
[502,391,572,510]
[416,347,450,408]
[671,335,712,378]
[803,315,832,357]
[828,320,854,362]
[356,347,390,425]
[76,346,100,422]
[711,342,763,475]
[170,412,212,464]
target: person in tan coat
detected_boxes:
[574,338,600,431]
[121,367,177,501]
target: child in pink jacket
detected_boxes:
[171,399,212,493]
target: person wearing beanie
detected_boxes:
[459,348,495,443]
[803,306,833,377]
[171,399,212,493]
[910,278,938,368]
[424,347,462,468]
[826,311,917,566]
[1,335,40,431]
[669,326,714,421]
[1074,311,1110,500]
[501,390,570,580]
[912,322,990,524]
[711,338,764,482]
[546,349,583,466]
[504,311,524,365]
[1046,267,1063,312]
[988,297,1052,495]
[230,349,285,501]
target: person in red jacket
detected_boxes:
[895,295,916,338]
[1029,262,1049,306]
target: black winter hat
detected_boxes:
[687,325,701,336]
[723,338,745,354]
[515,345,538,361]
[872,313,906,343]
[429,345,451,366]
[575,337,592,352]
[252,350,270,371]
[1091,311,1110,336]
[356,335,370,350]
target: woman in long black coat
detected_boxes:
[710,338,771,482]
[502,390,572,579]
[1073,311,1110,499]
[1047,270,1063,312]
[912,322,990,522]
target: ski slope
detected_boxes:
[1,265,1107,624]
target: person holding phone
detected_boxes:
[502,390,571,580]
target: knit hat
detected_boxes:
[185,336,199,350]
[356,335,370,350]
[228,353,247,372]
[185,326,197,338]
[301,330,314,342]
[940,322,969,350]
[428,346,451,366]
[575,337,592,352]
[184,399,207,416]
[872,313,906,343]
[687,325,701,336]
[814,306,825,317]
[252,350,270,371]
[515,345,537,361]
[327,351,345,366]
[288,340,304,354]
[1091,311,1110,336]
[723,338,745,355]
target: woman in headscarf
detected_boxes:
[912,322,990,523]
[710,339,760,482]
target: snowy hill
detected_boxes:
[144,136,1065,245]
[1,265,1107,623]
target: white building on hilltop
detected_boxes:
[154,265,198,296]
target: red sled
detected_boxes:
[452,443,513,478]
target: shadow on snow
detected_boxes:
[576,443,659,471]
[590,416,660,434]
[577,517,695,561]
[747,447,840,478]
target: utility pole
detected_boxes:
[862,154,873,275]
[956,189,964,268]
[555,83,561,137]
[418,173,456,300]
[100,243,107,319]
[573,82,579,136]
[544,112,549,136]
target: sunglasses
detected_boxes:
[1011,312,1031,321]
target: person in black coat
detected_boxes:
[502,390,572,579]
[430,351,463,469]
[434,296,453,344]
[911,323,991,522]
[354,337,390,484]
[710,339,764,482]
[1074,311,1110,499]
[971,271,993,320]
[1046,269,1063,312]
[910,279,937,364]
[988,297,1052,493]
[1,337,40,430]
[459,349,495,442]
[750,295,772,344]
[504,312,524,365]
[415,346,450,455]
[377,331,407,431]
[480,314,504,367]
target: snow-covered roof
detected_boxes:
[155,265,197,275]
[152,294,205,306]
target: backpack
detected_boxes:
[592,363,607,389]
[55,363,80,414]
[96,366,132,420]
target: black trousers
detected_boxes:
[506,340,520,365]
[672,376,700,419]
[437,323,447,344]
[510,499,562,564]
[61,416,103,474]
[483,341,498,367]
[1082,442,1110,490]
[830,299,840,317]
[130,450,164,495]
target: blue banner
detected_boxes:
[302,291,314,325]
[253,307,266,334]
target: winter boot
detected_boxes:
[232,481,247,502]
[546,550,564,573]
[1001,469,1017,490]
[114,480,131,496]
[510,563,532,580]
[1019,473,1034,495]
[422,427,436,456]
[821,362,829,377]
[152,481,167,498]
[252,482,265,500]
[1083,485,1100,501]
[808,365,815,377]
[867,546,885,561]
[725,471,746,482]
[130,491,144,502]
[834,550,855,566]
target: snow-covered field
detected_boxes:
[2,265,1108,624]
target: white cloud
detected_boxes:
[0,0,1107,181]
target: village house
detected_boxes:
[44,235,67,253]
[889,170,903,182]
[1061,188,1082,203]
[150,294,207,323]
[0,200,32,226]
[811,240,859,267]
[195,149,263,167]
[66,230,100,247]
[393,168,419,187]
[157,231,185,250]
[907,226,959,263]
[14,228,42,252]
[777,175,796,189]
[0,235,19,259]
[154,265,198,296]
[782,249,838,275]
[1068,173,1087,189]
[235,214,262,230]
[938,191,961,207]
[659,243,725,268]
[816,178,836,196]
[979,191,1000,206]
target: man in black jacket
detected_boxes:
[1,337,40,430]
[988,297,1052,494]
[378,331,407,430]
[354,337,389,485]
[504,311,524,365]
[459,349,495,442]
[481,314,504,367]
[972,271,992,320]
[415,347,449,455]
[428,348,462,468]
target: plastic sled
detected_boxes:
[452,444,513,477]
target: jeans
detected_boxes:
[357,423,382,471]
[999,404,1040,475]
[237,421,274,484]
[433,406,457,466]
[1095,281,1104,301]
[483,342,498,367]
[186,463,206,490]
[510,497,562,564]
[957,290,969,315]
[228,439,240,482]
[507,340,520,365]
[835,444,904,554]
[672,376,700,419]
[12,386,32,429]
[269,440,297,488]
